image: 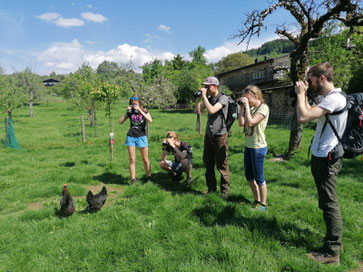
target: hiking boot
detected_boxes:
[251,200,260,209]
[143,175,152,184]
[306,252,340,264]
[185,176,193,184]
[131,178,137,185]
[252,202,267,211]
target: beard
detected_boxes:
[312,80,323,94]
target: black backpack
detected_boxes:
[217,93,239,136]
[324,92,363,158]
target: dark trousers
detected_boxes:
[311,155,343,256]
[203,134,230,193]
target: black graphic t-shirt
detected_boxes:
[127,111,147,137]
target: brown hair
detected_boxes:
[129,95,147,113]
[307,62,334,82]
[244,85,265,104]
[166,131,178,140]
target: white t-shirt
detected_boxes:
[311,88,348,157]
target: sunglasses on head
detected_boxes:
[244,88,256,95]
[130,97,139,100]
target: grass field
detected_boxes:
[1,98,362,272]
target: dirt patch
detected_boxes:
[270,154,287,162]
[28,202,43,210]
[351,262,363,272]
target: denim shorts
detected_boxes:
[125,135,148,148]
[165,159,192,174]
[244,146,267,185]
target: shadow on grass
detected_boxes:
[160,109,193,114]
[193,200,314,249]
[93,172,129,185]
[226,194,251,204]
[59,161,76,167]
[150,172,204,196]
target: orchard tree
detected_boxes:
[71,64,101,126]
[92,82,121,131]
[235,0,363,155]
[141,76,177,109]
[0,75,27,118]
[13,67,45,117]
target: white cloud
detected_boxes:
[158,24,171,33]
[36,35,279,74]
[81,12,107,23]
[85,40,99,45]
[55,18,84,28]
[37,12,84,28]
[37,39,88,73]
[36,12,61,22]
[87,4,94,9]
[37,40,174,74]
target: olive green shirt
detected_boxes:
[245,103,269,148]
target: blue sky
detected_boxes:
[0,0,294,75]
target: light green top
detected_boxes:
[245,103,269,148]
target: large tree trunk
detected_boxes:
[287,48,309,156]
[29,90,33,117]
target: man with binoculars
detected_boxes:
[159,131,193,184]
[194,76,230,199]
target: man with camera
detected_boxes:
[159,131,193,184]
[194,76,230,199]
[295,62,347,264]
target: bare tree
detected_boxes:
[234,0,362,155]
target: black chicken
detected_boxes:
[86,186,107,212]
[60,184,75,216]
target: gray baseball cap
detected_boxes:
[203,76,219,86]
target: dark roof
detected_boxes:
[43,78,60,83]
[216,54,290,77]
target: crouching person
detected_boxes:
[159,131,193,184]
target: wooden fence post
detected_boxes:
[196,113,201,135]
[81,115,86,143]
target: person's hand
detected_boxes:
[133,104,140,111]
[166,138,175,148]
[200,87,207,97]
[127,106,132,110]
[241,97,249,108]
[295,81,308,96]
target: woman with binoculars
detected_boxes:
[238,85,270,211]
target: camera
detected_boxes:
[162,141,171,152]
[193,90,202,98]
[237,99,244,105]
[288,79,317,106]
[127,105,139,115]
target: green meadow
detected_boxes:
[1,98,362,272]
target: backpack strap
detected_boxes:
[318,91,348,143]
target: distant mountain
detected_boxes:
[246,39,295,57]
